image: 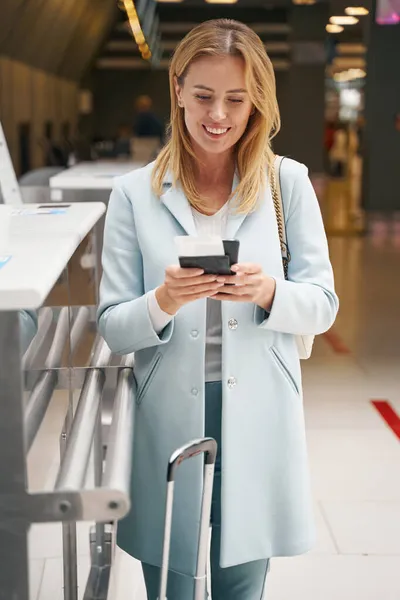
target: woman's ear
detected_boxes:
[173,76,184,108]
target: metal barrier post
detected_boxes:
[0,312,29,600]
[93,405,106,565]
[61,401,79,600]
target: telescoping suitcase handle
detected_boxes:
[158,437,218,600]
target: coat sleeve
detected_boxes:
[258,161,339,336]
[97,181,174,354]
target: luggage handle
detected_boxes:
[158,437,218,600]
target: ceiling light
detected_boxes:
[205,0,238,4]
[156,0,183,3]
[121,0,152,60]
[292,0,317,4]
[334,71,351,82]
[333,68,366,82]
[349,68,366,78]
[330,15,360,24]
[345,6,369,15]
[326,24,345,33]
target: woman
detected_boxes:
[97,18,339,600]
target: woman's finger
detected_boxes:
[230,263,262,275]
[178,287,223,302]
[213,292,253,302]
[175,281,224,297]
[216,273,251,286]
[166,274,218,288]
[166,266,204,279]
[217,284,252,296]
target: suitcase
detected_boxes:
[157,437,218,600]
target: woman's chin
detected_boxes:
[192,136,235,157]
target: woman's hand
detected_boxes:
[213,263,276,311]
[155,266,225,315]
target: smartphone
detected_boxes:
[179,239,240,276]
[223,239,240,268]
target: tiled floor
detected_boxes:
[27,228,400,599]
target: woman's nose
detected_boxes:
[209,101,227,122]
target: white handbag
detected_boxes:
[271,155,315,360]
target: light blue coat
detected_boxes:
[97,158,339,576]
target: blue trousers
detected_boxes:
[142,381,270,599]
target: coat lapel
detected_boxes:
[225,171,249,240]
[225,211,248,240]
[160,170,252,239]
[160,173,197,236]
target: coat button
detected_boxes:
[228,318,238,330]
[191,330,199,338]
[191,387,199,396]
[227,377,237,389]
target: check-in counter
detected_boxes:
[0,203,136,600]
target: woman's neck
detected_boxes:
[188,143,237,214]
[194,151,235,187]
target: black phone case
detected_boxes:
[179,239,240,276]
[179,255,232,275]
[223,240,240,266]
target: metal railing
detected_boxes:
[56,338,112,491]
[0,307,136,600]
[24,306,90,451]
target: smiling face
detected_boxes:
[174,55,254,159]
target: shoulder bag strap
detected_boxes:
[271,155,291,279]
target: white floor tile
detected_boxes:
[27,390,69,492]
[321,501,400,555]
[310,502,338,555]
[37,556,91,600]
[308,429,400,501]
[266,555,400,600]
[304,394,386,431]
[29,522,92,560]
[27,432,61,492]
[108,547,145,600]
[29,559,45,600]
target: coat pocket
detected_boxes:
[135,352,163,406]
[269,346,300,397]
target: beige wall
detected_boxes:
[0,56,78,175]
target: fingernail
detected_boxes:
[231,265,239,272]
[216,277,225,283]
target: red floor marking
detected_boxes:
[323,329,351,354]
[371,400,400,441]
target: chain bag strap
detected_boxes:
[271,155,314,360]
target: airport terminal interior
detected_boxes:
[0,0,400,599]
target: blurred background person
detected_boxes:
[133,94,165,143]
[114,124,132,159]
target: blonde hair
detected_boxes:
[151,19,281,214]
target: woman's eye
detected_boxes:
[229,98,244,104]
[195,95,211,101]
